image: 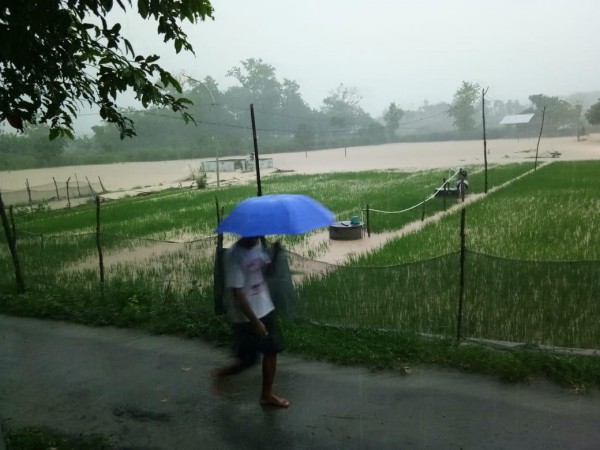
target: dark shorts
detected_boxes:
[232,311,284,367]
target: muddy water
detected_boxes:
[1,135,598,192]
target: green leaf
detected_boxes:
[49,128,60,140]
[137,0,149,18]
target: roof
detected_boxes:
[499,114,535,125]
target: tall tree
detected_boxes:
[0,0,214,139]
[527,94,580,134]
[448,81,480,133]
[321,84,369,130]
[584,99,600,125]
[227,58,283,112]
[383,102,404,140]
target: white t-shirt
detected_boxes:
[224,242,275,323]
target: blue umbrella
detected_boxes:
[216,194,335,237]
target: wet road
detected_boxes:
[1,315,599,449]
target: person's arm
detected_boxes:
[232,288,268,337]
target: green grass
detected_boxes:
[5,426,111,450]
[1,161,599,390]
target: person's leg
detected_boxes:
[212,323,256,393]
[260,353,289,407]
[258,312,289,407]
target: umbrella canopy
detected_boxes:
[216,194,335,237]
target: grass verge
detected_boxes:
[4,426,111,450]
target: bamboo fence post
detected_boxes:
[66,177,71,208]
[0,192,26,293]
[443,178,447,211]
[366,204,371,237]
[482,87,489,193]
[53,177,60,200]
[456,207,466,343]
[85,176,93,194]
[75,173,81,197]
[96,196,105,289]
[250,104,262,197]
[25,178,33,212]
[534,106,546,171]
[9,205,16,240]
[98,177,107,193]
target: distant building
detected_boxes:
[202,157,273,173]
[499,114,535,126]
[499,113,535,140]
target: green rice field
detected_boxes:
[1,160,599,385]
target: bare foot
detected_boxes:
[260,394,290,408]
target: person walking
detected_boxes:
[213,236,289,408]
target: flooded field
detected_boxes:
[1,135,599,194]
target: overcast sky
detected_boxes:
[109,0,599,117]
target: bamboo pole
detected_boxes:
[456,207,466,343]
[250,104,262,197]
[25,178,33,212]
[53,177,60,200]
[85,176,94,194]
[98,176,107,193]
[0,192,25,293]
[96,196,105,287]
[482,87,489,193]
[75,173,81,197]
[534,106,546,171]
[66,177,71,208]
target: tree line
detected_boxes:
[2,59,599,170]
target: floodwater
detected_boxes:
[1,135,599,193]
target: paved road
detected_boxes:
[1,315,599,449]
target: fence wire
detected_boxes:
[1,233,598,350]
[1,179,103,207]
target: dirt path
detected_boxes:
[292,164,544,265]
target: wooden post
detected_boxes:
[534,106,546,171]
[443,178,447,211]
[250,104,262,197]
[482,87,489,194]
[53,177,60,200]
[75,173,81,197]
[366,204,371,237]
[66,177,71,208]
[25,179,33,212]
[456,207,466,343]
[0,192,26,293]
[85,176,94,194]
[9,205,16,240]
[421,201,426,221]
[95,196,105,287]
[98,176,107,193]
